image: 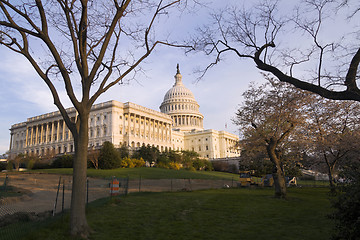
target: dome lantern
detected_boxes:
[174,63,183,86]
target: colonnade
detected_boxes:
[172,115,203,128]
[25,119,74,147]
[124,113,172,142]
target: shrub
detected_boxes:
[98,141,121,169]
[132,158,145,168]
[204,160,213,171]
[193,159,213,171]
[186,166,196,172]
[168,162,181,170]
[330,163,360,240]
[120,157,135,168]
[51,154,74,168]
[0,161,7,171]
[120,158,145,168]
[23,155,40,170]
[6,161,13,171]
[118,144,129,159]
[32,161,51,169]
[155,161,170,169]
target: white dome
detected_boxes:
[163,84,195,102]
[160,64,204,132]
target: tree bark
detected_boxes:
[70,111,91,237]
[266,138,287,198]
[327,164,336,193]
[323,153,337,193]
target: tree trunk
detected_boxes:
[70,112,91,237]
[324,154,337,193]
[266,139,287,198]
[327,164,336,193]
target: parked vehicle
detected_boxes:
[262,174,274,187]
[239,171,254,187]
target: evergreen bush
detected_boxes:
[51,154,74,168]
[98,141,121,169]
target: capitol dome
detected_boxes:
[160,64,204,132]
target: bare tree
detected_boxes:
[192,0,360,101]
[234,77,308,198]
[0,0,192,237]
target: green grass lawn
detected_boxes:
[9,187,334,240]
[31,167,240,180]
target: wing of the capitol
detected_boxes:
[8,65,240,160]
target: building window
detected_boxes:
[206,145,209,150]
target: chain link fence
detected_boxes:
[0,172,236,240]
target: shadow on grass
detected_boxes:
[2,187,334,240]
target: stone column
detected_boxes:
[45,123,49,143]
[56,121,60,142]
[142,116,146,139]
[9,133,13,151]
[51,122,54,142]
[36,125,40,145]
[30,126,34,146]
[62,120,66,141]
[152,119,155,140]
[40,124,44,144]
[25,127,29,147]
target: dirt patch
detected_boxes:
[0,186,32,205]
[0,211,51,227]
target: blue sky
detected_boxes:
[0,0,262,154]
[0,42,261,154]
[0,0,356,154]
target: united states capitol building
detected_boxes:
[8,66,240,160]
